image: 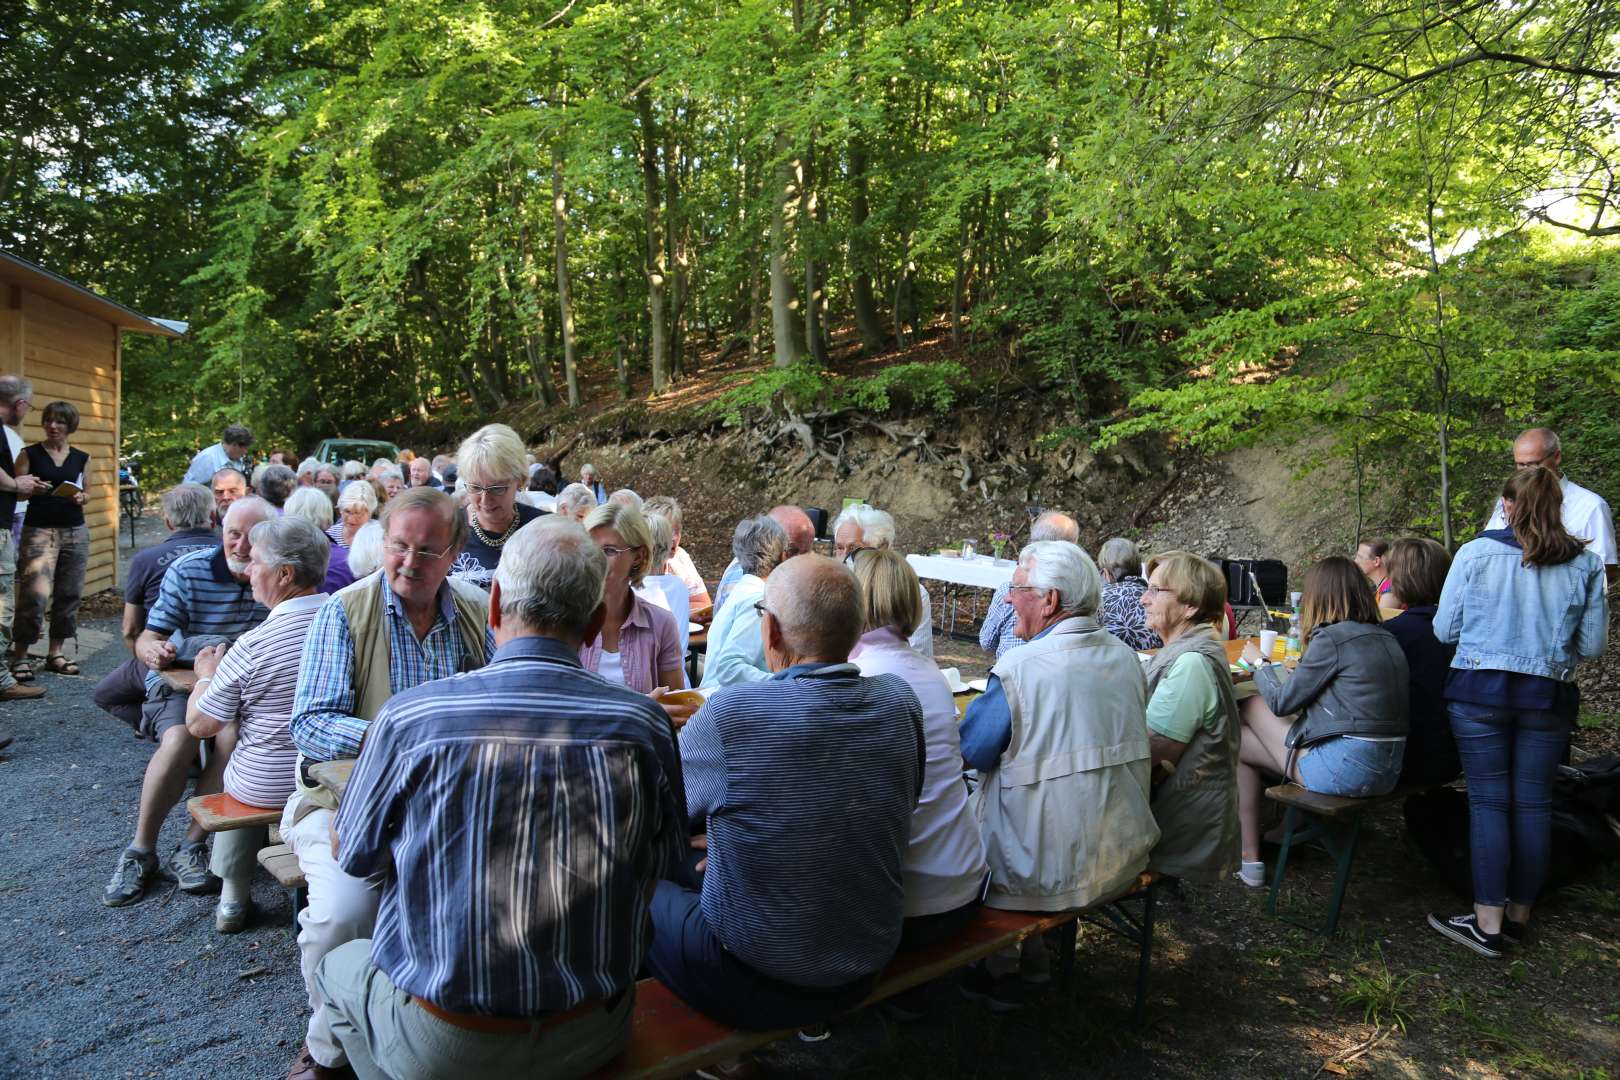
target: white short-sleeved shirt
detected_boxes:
[197,592,327,807]
[1487,475,1616,566]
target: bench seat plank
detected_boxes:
[1264,782,1415,818]
[257,843,306,890]
[187,792,283,832]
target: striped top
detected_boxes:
[334,636,688,1016]
[978,581,1024,659]
[143,546,269,695]
[681,662,924,987]
[198,592,327,807]
[290,575,497,762]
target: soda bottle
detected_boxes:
[1284,607,1303,661]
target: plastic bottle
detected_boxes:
[1284,607,1303,661]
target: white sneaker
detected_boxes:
[1236,860,1266,888]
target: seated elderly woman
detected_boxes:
[579,504,685,701]
[555,482,598,523]
[699,515,790,688]
[1099,537,1162,650]
[644,496,711,611]
[849,549,986,950]
[979,511,1079,659]
[448,423,543,589]
[329,480,376,548]
[377,466,405,503]
[182,515,330,933]
[345,521,385,579]
[1234,556,1409,886]
[1381,538,1460,788]
[1139,550,1241,882]
[284,487,354,593]
[339,459,367,487]
[636,512,693,656]
[833,502,934,658]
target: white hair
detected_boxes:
[378,466,404,485]
[249,515,331,589]
[337,480,378,513]
[832,502,897,548]
[347,522,386,578]
[495,516,607,634]
[458,423,527,485]
[1019,540,1101,616]
[222,496,274,529]
[296,456,321,480]
[1030,510,1080,544]
[607,488,643,511]
[555,483,597,520]
[283,486,334,530]
[341,460,367,481]
[160,484,214,530]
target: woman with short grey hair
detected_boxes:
[285,487,355,593]
[555,483,598,523]
[331,480,377,548]
[699,516,790,688]
[1097,537,1161,650]
[182,514,330,934]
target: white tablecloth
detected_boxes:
[905,553,1016,590]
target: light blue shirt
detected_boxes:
[699,572,771,689]
[710,558,746,622]
[183,442,246,486]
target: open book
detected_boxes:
[50,480,83,498]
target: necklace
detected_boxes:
[468,510,520,548]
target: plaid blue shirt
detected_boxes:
[143,546,268,695]
[290,573,497,762]
[335,635,688,1016]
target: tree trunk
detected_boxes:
[951,214,968,345]
[769,131,803,367]
[552,146,581,407]
[636,91,669,393]
[665,127,688,380]
[849,139,886,354]
[801,142,830,366]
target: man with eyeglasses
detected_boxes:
[283,487,494,1080]
[1485,427,1615,586]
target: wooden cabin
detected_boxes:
[0,251,184,595]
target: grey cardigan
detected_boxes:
[1255,620,1410,751]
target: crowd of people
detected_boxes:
[1,393,1613,1077]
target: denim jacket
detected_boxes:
[1255,620,1409,750]
[1434,531,1608,682]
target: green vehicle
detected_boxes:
[313,438,401,467]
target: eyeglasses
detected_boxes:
[384,539,451,561]
[600,544,637,558]
[1007,584,1048,595]
[752,600,773,619]
[1142,586,1177,597]
[1514,454,1554,470]
[465,483,511,497]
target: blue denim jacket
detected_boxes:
[1434,531,1608,681]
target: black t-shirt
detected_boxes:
[22,444,90,528]
[1385,606,1462,787]
[448,503,544,590]
[125,528,220,609]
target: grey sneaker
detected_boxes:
[102,848,161,907]
[168,842,217,894]
[215,898,252,934]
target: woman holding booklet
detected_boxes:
[10,400,91,678]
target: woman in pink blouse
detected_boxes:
[580,504,687,699]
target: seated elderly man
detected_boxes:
[283,486,494,1080]
[102,497,274,908]
[699,515,789,688]
[181,515,330,933]
[209,466,247,524]
[94,483,218,731]
[959,541,1158,1006]
[407,455,439,490]
[649,553,924,1031]
[978,511,1080,660]
[184,423,253,485]
[555,482,598,523]
[1098,537,1163,650]
[831,502,935,658]
[316,517,686,1078]
[712,504,815,618]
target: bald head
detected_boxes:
[1031,510,1080,544]
[769,505,816,556]
[1513,428,1563,477]
[762,554,863,666]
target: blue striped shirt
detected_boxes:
[142,546,268,694]
[289,573,497,762]
[977,581,1024,660]
[681,662,924,987]
[335,636,688,1016]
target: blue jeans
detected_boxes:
[1296,736,1404,797]
[1448,701,1573,908]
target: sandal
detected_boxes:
[8,658,33,682]
[43,654,80,676]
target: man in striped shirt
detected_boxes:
[283,487,494,1080]
[102,497,273,908]
[648,553,925,1032]
[316,515,687,1078]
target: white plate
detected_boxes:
[688,622,703,634]
[965,677,989,693]
[939,667,969,694]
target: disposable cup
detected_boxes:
[1259,630,1279,661]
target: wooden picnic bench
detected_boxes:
[186,791,282,832]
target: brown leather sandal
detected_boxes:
[43,654,80,676]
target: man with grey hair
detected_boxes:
[712,504,816,619]
[296,456,322,487]
[555,482,598,522]
[1485,426,1615,585]
[978,510,1080,660]
[1,373,50,705]
[316,516,686,1078]
[1097,537,1162,650]
[256,462,297,508]
[832,502,936,658]
[608,487,644,510]
[94,484,220,728]
[102,497,275,909]
[959,540,1157,1006]
[649,553,923,1033]
[700,515,790,688]
[580,462,607,504]
[184,423,254,486]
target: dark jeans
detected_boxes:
[645,881,876,1031]
[1449,700,1573,908]
[898,897,981,952]
[94,655,149,732]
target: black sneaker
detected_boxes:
[959,963,1025,1013]
[168,842,217,894]
[1427,912,1503,958]
[102,848,162,907]
[1502,918,1527,947]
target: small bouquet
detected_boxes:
[991,531,1011,560]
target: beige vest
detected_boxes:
[294,573,489,813]
[1142,625,1242,882]
[976,616,1159,911]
